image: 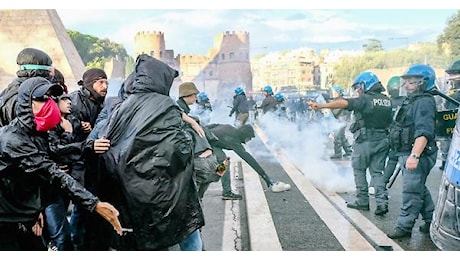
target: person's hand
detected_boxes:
[94,202,123,236]
[31,212,44,236]
[191,122,205,138]
[81,121,92,133]
[228,113,233,117]
[94,138,110,154]
[405,156,419,170]
[58,164,70,174]
[307,101,322,110]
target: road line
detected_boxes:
[242,160,283,251]
[254,124,375,251]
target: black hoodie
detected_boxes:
[0,77,99,224]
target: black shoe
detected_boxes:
[330,154,342,160]
[222,192,242,200]
[346,201,369,211]
[343,151,352,157]
[419,222,431,233]
[374,205,388,216]
[387,227,411,239]
[439,161,446,171]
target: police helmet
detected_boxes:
[274,92,284,102]
[352,72,380,92]
[401,63,436,92]
[263,85,273,95]
[234,86,244,95]
[332,85,343,97]
[198,92,209,101]
[445,60,460,90]
[446,60,460,75]
[386,76,401,97]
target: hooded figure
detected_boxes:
[100,54,204,250]
[0,48,54,127]
[0,77,123,250]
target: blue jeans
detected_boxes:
[44,196,72,250]
[179,229,203,251]
[69,204,86,250]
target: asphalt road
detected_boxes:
[200,124,443,251]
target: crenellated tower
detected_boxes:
[212,31,252,94]
[134,31,166,60]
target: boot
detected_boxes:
[330,153,342,159]
[439,160,446,171]
[343,146,352,157]
[387,227,411,239]
[331,142,342,159]
[342,137,352,157]
[419,222,431,233]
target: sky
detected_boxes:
[53,8,459,58]
[2,1,459,59]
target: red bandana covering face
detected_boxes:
[33,99,61,132]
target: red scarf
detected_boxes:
[33,99,61,132]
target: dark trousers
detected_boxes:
[0,222,46,251]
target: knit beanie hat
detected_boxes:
[179,82,199,98]
[78,68,107,89]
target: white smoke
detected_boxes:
[255,110,355,193]
[191,95,356,193]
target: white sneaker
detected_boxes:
[368,186,375,195]
[271,181,291,192]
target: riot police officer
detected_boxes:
[431,60,460,250]
[274,92,287,119]
[229,86,249,127]
[329,85,353,160]
[386,64,438,239]
[383,76,406,185]
[308,71,392,216]
[438,60,460,170]
[195,92,213,125]
[259,85,278,114]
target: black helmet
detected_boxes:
[16,48,53,78]
[446,60,460,75]
[16,48,52,68]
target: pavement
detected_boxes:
[199,123,443,252]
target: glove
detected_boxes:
[228,113,233,117]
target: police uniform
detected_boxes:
[387,64,439,239]
[382,95,406,184]
[388,93,438,235]
[346,90,392,214]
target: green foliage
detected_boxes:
[437,10,460,62]
[332,43,450,88]
[363,39,384,52]
[67,30,130,70]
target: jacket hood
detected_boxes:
[237,124,255,142]
[16,77,58,131]
[118,71,135,100]
[132,54,178,95]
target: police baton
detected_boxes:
[430,88,460,107]
[387,165,401,189]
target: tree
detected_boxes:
[363,39,384,52]
[67,30,132,70]
[437,10,460,61]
